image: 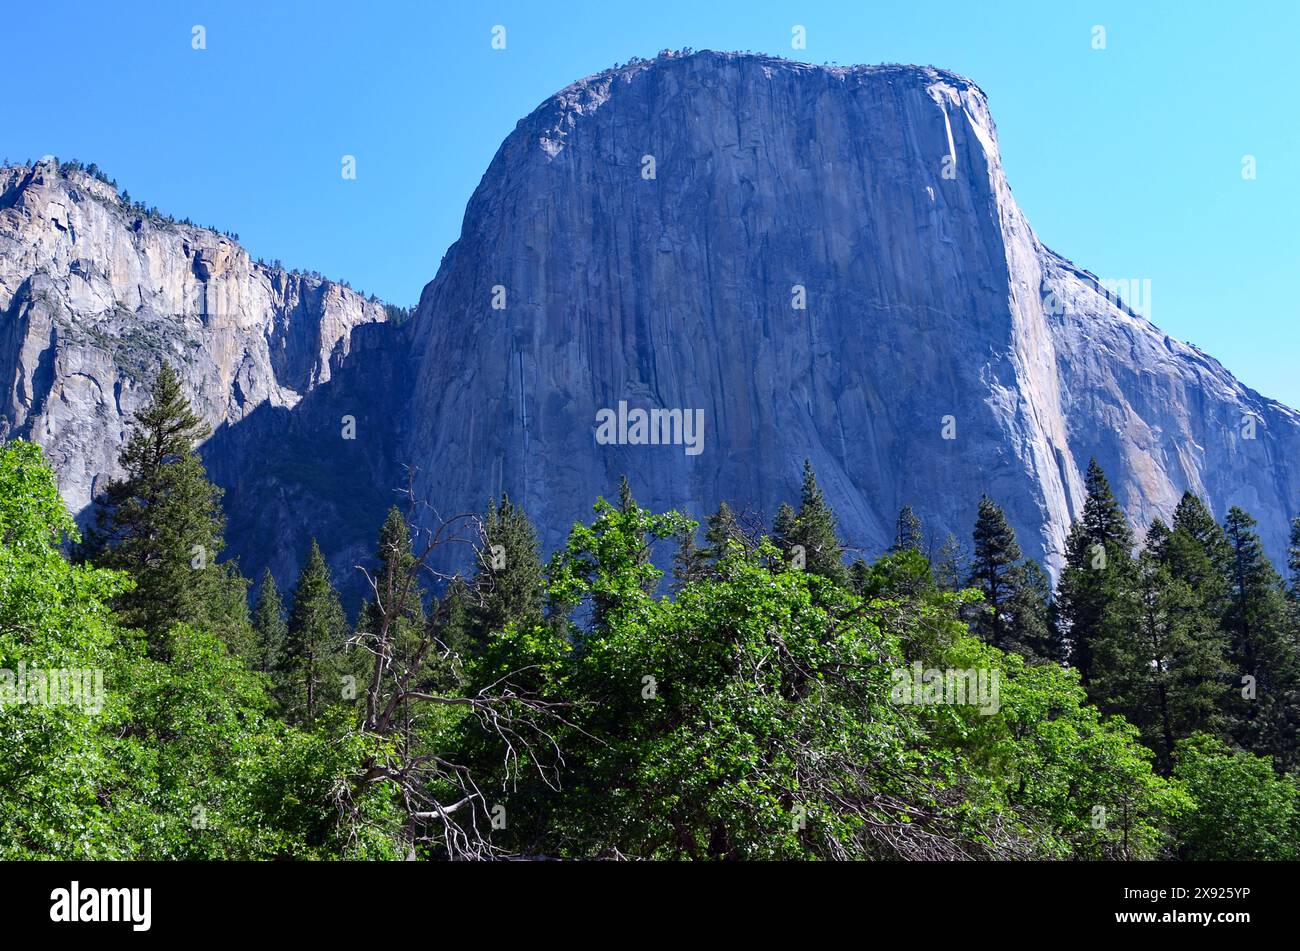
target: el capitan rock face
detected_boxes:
[399,50,1299,572]
[2,50,1298,592]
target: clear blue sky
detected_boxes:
[7,1,1298,406]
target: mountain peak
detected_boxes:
[3,54,1297,595]
[558,48,985,98]
[398,49,1298,580]
[0,154,392,526]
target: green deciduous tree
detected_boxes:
[0,440,397,859]
[469,496,1185,860]
[946,645,1188,860]
[0,440,131,857]
[1171,733,1298,860]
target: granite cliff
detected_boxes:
[3,51,1297,592]
[0,158,390,583]
[400,50,1300,573]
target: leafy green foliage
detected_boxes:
[0,440,132,857]
[469,494,1186,860]
[941,642,1188,859]
[1171,733,1297,859]
[0,440,399,858]
[3,437,1298,861]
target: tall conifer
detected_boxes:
[84,362,250,657]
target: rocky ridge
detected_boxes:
[0,159,388,525]
[3,51,1297,594]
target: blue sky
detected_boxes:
[7,1,1298,406]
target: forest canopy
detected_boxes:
[2,367,1298,860]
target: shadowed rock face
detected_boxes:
[3,50,1298,594]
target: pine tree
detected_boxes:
[355,506,446,732]
[618,474,636,516]
[1220,506,1300,769]
[251,568,286,677]
[1222,507,1287,681]
[1144,517,1172,559]
[933,532,964,592]
[1009,559,1063,663]
[1172,492,1229,552]
[773,502,798,560]
[966,496,1058,661]
[703,501,745,560]
[671,527,705,592]
[611,476,657,598]
[204,567,255,662]
[356,508,425,670]
[83,362,250,657]
[364,508,424,626]
[968,496,1020,649]
[436,577,476,659]
[472,494,545,640]
[1079,459,1135,551]
[1148,495,1237,750]
[673,501,750,590]
[1056,460,1135,687]
[890,506,924,554]
[1164,492,1232,617]
[776,460,848,585]
[280,539,348,724]
[1288,515,1300,602]
[1099,541,1231,773]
